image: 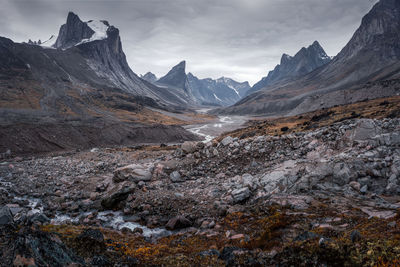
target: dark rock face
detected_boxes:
[54,12,95,49]
[141,72,157,83]
[217,0,400,116]
[247,41,331,95]
[158,60,188,91]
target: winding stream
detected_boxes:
[185,115,249,142]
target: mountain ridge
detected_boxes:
[215,0,400,116]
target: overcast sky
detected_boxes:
[0,0,378,85]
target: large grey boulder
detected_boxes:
[221,136,233,146]
[231,187,251,203]
[350,119,381,142]
[181,141,197,154]
[113,164,152,183]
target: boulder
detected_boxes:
[0,206,13,226]
[231,187,251,204]
[113,164,152,183]
[165,215,192,230]
[101,185,135,209]
[181,141,197,154]
[170,171,185,183]
[221,136,233,146]
[350,119,380,141]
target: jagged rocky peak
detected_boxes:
[336,0,400,61]
[158,60,187,90]
[53,11,115,49]
[248,40,331,95]
[283,41,331,71]
[141,72,157,83]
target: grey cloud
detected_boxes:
[0,0,378,84]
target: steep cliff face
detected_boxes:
[158,61,188,92]
[336,0,400,62]
[248,41,331,95]
[217,0,400,116]
[54,12,95,49]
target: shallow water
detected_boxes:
[52,210,171,239]
[185,115,249,142]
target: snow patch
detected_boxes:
[213,93,222,102]
[76,20,109,46]
[40,35,57,48]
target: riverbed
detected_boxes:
[184,115,249,142]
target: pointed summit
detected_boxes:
[248,41,331,95]
[141,72,157,83]
[54,12,95,49]
[158,60,187,90]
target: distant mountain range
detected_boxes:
[215,0,400,115]
[149,61,250,106]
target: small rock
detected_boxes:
[360,185,368,194]
[230,234,244,240]
[350,230,362,243]
[170,171,185,183]
[349,181,361,191]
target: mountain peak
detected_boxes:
[248,41,331,95]
[141,72,157,83]
[54,12,115,49]
[158,61,188,90]
[176,60,186,69]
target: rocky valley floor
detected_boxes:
[1,104,400,266]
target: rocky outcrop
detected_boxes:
[247,41,331,95]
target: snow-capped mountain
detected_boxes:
[246,41,331,95]
[156,61,250,106]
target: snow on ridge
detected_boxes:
[213,93,222,102]
[40,35,57,48]
[217,77,240,96]
[76,20,109,46]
